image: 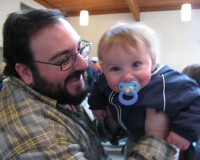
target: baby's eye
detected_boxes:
[132,61,141,67]
[110,66,120,72]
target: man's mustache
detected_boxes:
[65,70,85,83]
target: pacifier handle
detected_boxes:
[118,91,138,106]
[118,81,140,106]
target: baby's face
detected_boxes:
[100,41,156,92]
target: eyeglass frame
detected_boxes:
[33,40,91,71]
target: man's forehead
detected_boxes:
[59,18,80,41]
[30,20,81,60]
[31,18,80,43]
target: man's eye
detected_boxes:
[62,56,71,63]
[111,67,120,72]
[132,62,141,67]
[56,56,69,65]
[55,59,64,65]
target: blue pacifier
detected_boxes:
[118,81,140,106]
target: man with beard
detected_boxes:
[0,9,176,160]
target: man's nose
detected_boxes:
[73,54,88,71]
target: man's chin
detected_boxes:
[58,86,89,105]
[58,91,88,105]
[31,69,88,105]
[67,82,87,95]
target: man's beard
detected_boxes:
[31,70,89,105]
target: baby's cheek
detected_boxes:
[108,81,119,92]
[140,77,151,89]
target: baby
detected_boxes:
[88,22,200,150]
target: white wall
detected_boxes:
[0,0,45,47]
[67,13,134,64]
[68,10,200,72]
[141,10,200,71]
[0,0,45,61]
[0,0,199,72]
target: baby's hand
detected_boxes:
[145,108,169,140]
[92,110,107,120]
[166,131,190,150]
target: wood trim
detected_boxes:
[125,0,140,21]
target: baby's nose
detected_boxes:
[122,72,134,83]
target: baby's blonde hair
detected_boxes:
[98,22,160,63]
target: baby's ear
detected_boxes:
[100,62,104,72]
[151,54,157,71]
[15,63,33,85]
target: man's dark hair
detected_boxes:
[182,64,200,86]
[3,8,64,77]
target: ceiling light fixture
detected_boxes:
[181,3,191,21]
[80,10,89,26]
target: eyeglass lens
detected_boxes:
[61,41,91,71]
[80,44,91,58]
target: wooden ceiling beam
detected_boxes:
[125,0,140,21]
[34,0,200,19]
[35,0,54,8]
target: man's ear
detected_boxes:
[15,63,33,85]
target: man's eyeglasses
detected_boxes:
[33,40,91,71]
